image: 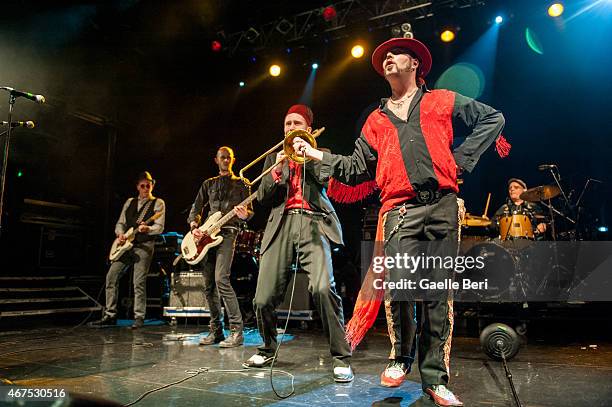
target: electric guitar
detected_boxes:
[181,192,256,265]
[108,211,163,261]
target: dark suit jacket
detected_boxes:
[257,153,343,254]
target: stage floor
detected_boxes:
[1,321,611,406]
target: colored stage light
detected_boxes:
[17,170,23,178]
[312,63,319,69]
[548,3,564,17]
[239,81,245,87]
[598,226,609,233]
[495,15,503,24]
[322,6,337,21]
[351,45,365,58]
[211,40,222,52]
[440,30,456,43]
[269,64,281,77]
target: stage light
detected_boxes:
[16,170,23,178]
[211,40,222,52]
[401,22,414,38]
[276,19,293,35]
[286,48,292,54]
[351,45,365,58]
[495,15,503,24]
[312,63,319,69]
[548,3,564,17]
[322,5,337,21]
[598,226,609,233]
[269,64,281,77]
[239,81,245,87]
[250,56,257,63]
[440,30,456,43]
[245,27,260,43]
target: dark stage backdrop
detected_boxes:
[0,0,610,275]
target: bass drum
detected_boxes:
[235,229,263,259]
[230,250,259,325]
[463,242,523,302]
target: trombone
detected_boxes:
[239,127,325,187]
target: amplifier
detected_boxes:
[277,269,315,321]
[163,271,210,318]
[163,270,316,320]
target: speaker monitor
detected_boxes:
[277,270,315,320]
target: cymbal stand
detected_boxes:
[546,166,572,211]
[536,198,568,298]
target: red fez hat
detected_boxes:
[286,104,313,127]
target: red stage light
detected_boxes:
[211,40,222,52]
[322,6,337,22]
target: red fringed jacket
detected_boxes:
[320,88,507,349]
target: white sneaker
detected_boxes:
[242,353,274,368]
[333,365,354,383]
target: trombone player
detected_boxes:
[242,104,354,383]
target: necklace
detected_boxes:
[388,88,418,109]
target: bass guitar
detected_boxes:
[181,193,256,265]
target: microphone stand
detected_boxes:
[547,166,573,214]
[0,93,16,237]
[497,342,523,407]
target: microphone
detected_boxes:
[1,120,35,128]
[538,164,556,171]
[0,86,46,104]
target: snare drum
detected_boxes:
[499,214,534,241]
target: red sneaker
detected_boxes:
[380,360,408,387]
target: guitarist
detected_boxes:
[91,171,165,329]
[188,146,252,348]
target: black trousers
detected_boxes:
[253,212,351,367]
[105,242,154,320]
[201,228,243,330]
[383,193,458,390]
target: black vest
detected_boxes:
[125,197,157,243]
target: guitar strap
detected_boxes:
[136,198,155,224]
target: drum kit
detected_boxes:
[460,177,575,301]
[231,227,263,301]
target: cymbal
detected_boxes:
[519,184,560,202]
[461,213,491,227]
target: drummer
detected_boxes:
[493,178,547,239]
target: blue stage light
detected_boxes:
[598,226,608,233]
[495,15,503,24]
[312,63,319,69]
[239,81,245,87]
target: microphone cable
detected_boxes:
[268,150,308,399]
